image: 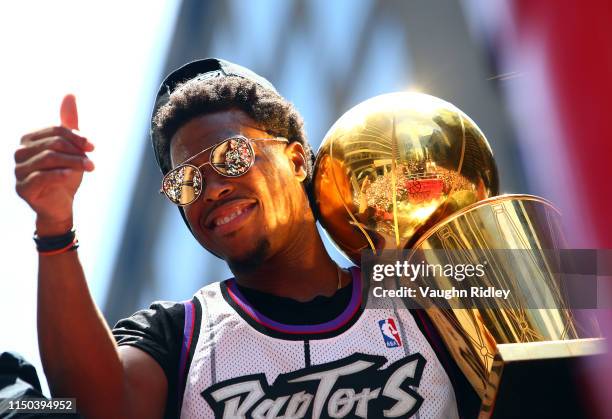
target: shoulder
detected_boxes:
[113,281,221,333]
[113,300,186,340]
[111,281,225,357]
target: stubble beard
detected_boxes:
[227,238,271,274]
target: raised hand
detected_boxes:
[14,94,95,235]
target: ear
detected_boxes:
[284,142,308,182]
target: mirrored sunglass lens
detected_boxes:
[211,137,254,176]
[163,165,202,205]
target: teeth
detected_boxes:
[214,208,245,226]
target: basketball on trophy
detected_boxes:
[312,92,499,263]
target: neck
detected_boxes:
[230,220,345,302]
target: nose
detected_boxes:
[201,173,234,202]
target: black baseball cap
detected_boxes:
[150,57,278,174]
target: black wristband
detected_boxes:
[33,229,77,252]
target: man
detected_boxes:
[14,58,477,418]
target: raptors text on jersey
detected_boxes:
[203,353,425,418]
[179,268,459,418]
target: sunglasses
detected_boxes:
[161,135,288,206]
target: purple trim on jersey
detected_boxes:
[178,300,195,403]
[225,267,362,335]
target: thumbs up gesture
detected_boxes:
[14,94,96,235]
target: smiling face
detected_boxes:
[170,108,310,271]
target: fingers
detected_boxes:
[14,150,94,180]
[15,169,76,198]
[14,95,89,219]
[60,94,79,130]
[15,136,87,163]
[20,126,94,151]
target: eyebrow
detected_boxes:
[174,135,289,168]
[173,127,267,165]
[178,141,218,166]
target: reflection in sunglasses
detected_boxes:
[161,136,288,206]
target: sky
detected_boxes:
[0,0,181,395]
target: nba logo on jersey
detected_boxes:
[378,318,402,348]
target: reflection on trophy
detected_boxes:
[313,92,499,263]
[313,92,604,417]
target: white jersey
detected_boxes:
[179,268,459,418]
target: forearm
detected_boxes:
[17,103,165,418]
[37,248,126,419]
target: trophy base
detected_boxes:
[478,338,607,419]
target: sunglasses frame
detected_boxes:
[160,135,288,206]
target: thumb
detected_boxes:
[60,94,79,130]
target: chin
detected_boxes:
[225,238,271,273]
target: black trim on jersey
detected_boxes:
[219,279,367,341]
[303,340,311,368]
[407,307,481,419]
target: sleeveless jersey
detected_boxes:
[179,268,459,418]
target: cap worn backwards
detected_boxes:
[150,58,277,173]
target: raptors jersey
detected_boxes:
[178,268,459,418]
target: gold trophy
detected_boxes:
[313,93,604,417]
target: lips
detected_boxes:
[214,207,246,227]
[204,199,257,234]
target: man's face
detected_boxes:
[169,108,309,271]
